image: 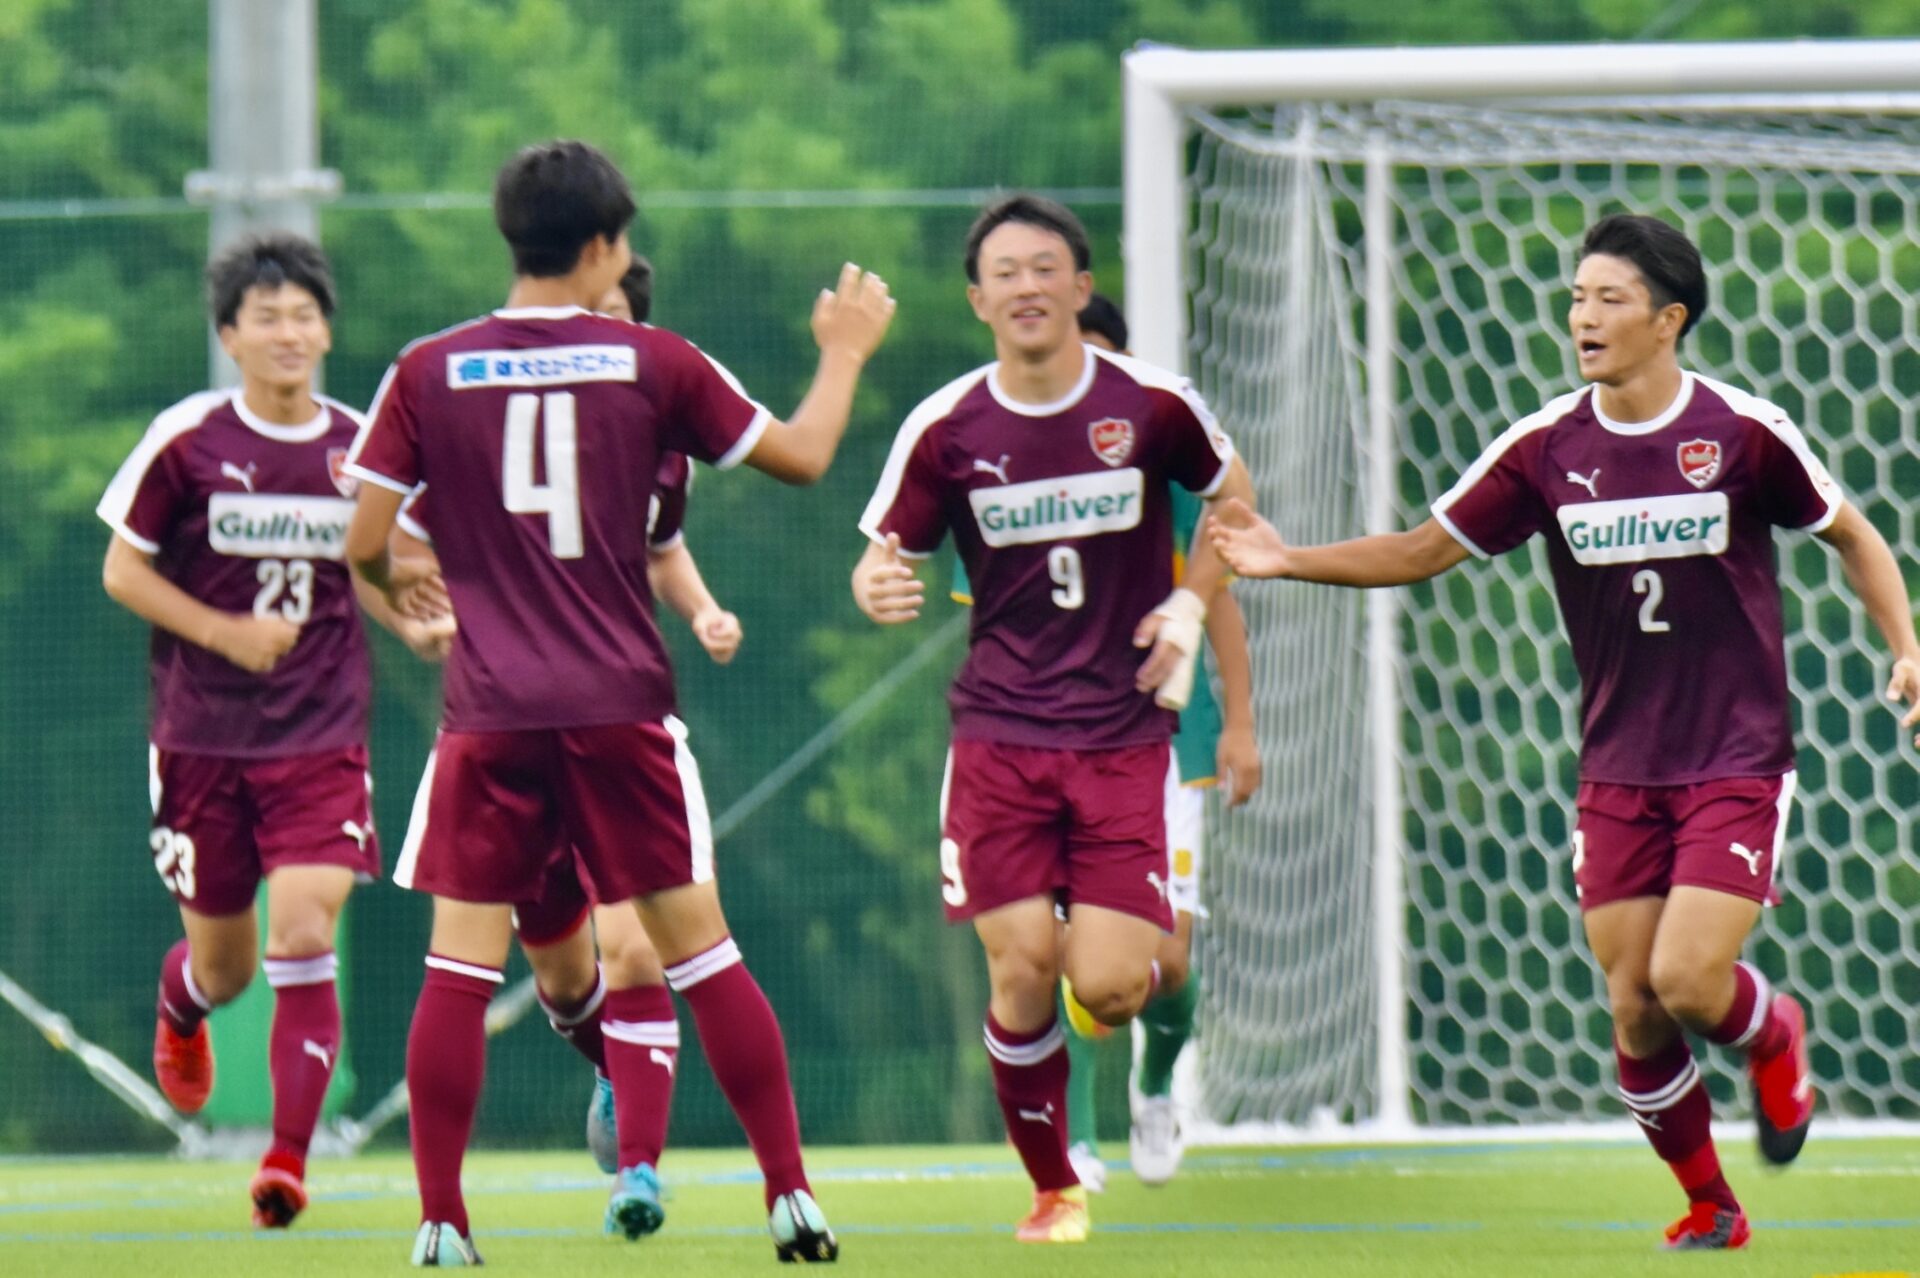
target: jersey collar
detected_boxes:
[985,343,1099,418]
[231,390,332,442]
[1591,371,1696,437]
[494,305,590,321]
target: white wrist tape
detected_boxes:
[1150,589,1206,711]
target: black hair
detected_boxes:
[964,193,1091,284]
[205,233,335,328]
[1077,293,1127,351]
[617,256,654,323]
[1579,213,1707,339]
[493,140,636,278]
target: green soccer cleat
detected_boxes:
[604,1163,666,1240]
[587,1071,618,1174]
[411,1220,483,1267]
[769,1188,838,1263]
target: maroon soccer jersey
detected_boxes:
[1433,371,1841,785]
[348,308,767,731]
[397,452,691,551]
[860,346,1234,748]
[96,390,371,757]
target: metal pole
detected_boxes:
[1363,133,1412,1134]
[1121,47,1189,373]
[191,0,339,387]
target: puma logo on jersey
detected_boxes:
[972,454,1012,484]
[303,1039,334,1071]
[1565,468,1600,498]
[221,461,258,493]
[1729,841,1764,876]
[650,1048,676,1076]
[1146,871,1169,903]
[1017,1104,1055,1126]
[341,820,372,853]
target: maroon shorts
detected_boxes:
[397,717,712,906]
[512,846,595,947]
[1573,772,1796,912]
[940,737,1174,930]
[149,743,380,917]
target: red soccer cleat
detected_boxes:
[1663,1201,1750,1250]
[1749,992,1815,1165]
[152,1017,214,1114]
[249,1157,308,1229]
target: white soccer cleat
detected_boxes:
[410,1220,482,1267]
[1129,1095,1185,1187]
[1066,1140,1108,1194]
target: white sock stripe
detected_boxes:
[181,958,212,1012]
[664,937,742,992]
[425,955,505,984]
[983,1021,1066,1067]
[540,968,608,1027]
[604,1019,682,1048]
[1620,1059,1702,1112]
[264,953,339,988]
[1734,963,1773,1049]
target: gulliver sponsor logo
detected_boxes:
[207,493,355,559]
[969,468,1144,548]
[1555,491,1730,565]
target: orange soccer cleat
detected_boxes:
[1015,1185,1090,1244]
[152,1017,214,1114]
[1750,992,1815,1165]
[1663,1201,1750,1250]
[249,1156,308,1229]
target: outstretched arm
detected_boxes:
[1211,499,1470,587]
[1818,500,1920,745]
[743,264,897,485]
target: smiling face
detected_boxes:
[218,282,332,395]
[1567,252,1686,386]
[967,220,1093,360]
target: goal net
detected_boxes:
[1127,45,1920,1136]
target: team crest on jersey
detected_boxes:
[326,448,359,498]
[1088,417,1134,467]
[1677,439,1722,489]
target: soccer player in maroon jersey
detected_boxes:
[96,234,444,1230]
[343,139,892,1266]
[852,195,1254,1243]
[387,259,744,1229]
[1213,214,1920,1251]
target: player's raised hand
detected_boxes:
[693,607,743,664]
[853,532,924,624]
[1217,721,1263,807]
[395,612,457,663]
[1889,654,1920,747]
[812,262,896,365]
[1209,498,1293,580]
[213,613,301,674]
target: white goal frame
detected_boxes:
[1124,39,1920,1142]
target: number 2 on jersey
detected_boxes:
[1632,568,1670,633]
[503,391,583,558]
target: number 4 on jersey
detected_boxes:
[503,391,583,558]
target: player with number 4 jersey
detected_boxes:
[344,139,892,1267]
[1213,214,1920,1252]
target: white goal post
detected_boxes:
[1125,41,1920,1141]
